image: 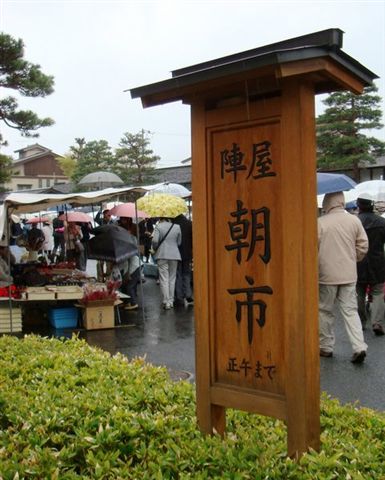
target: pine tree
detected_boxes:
[115,130,160,185]
[316,84,385,180]
[71,139,115,183]
[0,154,13,191]
[0,33,54,145]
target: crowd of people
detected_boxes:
[318,191,385,364]
[90,207,193,311]
[4,190,385,353]
[3,207,194,313]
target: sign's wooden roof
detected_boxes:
[130,29,377,108]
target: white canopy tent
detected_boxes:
[0,181,193,241]
[0,185,151,241]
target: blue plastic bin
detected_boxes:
[48,307,78,329]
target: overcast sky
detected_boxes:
[1,0,384,167]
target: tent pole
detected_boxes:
[5,206,13,333]
[135,200,145,322]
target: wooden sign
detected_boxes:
[191,86,321,457]
[130,29,377,457]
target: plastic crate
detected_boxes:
[48,307,78,329]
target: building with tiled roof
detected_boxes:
[4,144,69,192]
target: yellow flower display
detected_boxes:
[137,193,188,218]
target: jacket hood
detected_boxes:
[322,191,345,214]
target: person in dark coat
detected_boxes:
[173,213,193,306]
[356,195,385,336]
[95,209,113,280]
[52,211,65,261]
[95,209,113,226]
[9,216,23,245]
[138,218,155,262]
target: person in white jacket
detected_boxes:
[318,191,369,363]
[151,218,182,309]
[42,221,54,258]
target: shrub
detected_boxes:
[0,335,384,479]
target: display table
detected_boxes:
[22,285,84,301]
[0,290,129,332]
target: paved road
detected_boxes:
[25,262,385,413]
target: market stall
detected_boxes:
[0,182,192,333]
[0,185,149,333]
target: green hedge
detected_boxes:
[0,335,384,479]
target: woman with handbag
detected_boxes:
[151,217,182,309]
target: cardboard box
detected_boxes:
[80,303,115,330]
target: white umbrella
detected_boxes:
[145,182,191,198]
[347,180,385,202]
[78,171,124,189]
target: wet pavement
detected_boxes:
[80,278,196,382]
[20,260,385,413]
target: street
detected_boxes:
[81,275,385,412]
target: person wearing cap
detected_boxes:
[318,191,369,363]
[356,194,385,336]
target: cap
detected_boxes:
[357,192,374,210]
[357,192,373,201]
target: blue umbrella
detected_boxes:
[317,172,357,195]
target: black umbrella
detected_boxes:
[88,224,138,263]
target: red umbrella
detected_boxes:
[27,216,51,224]
[109,202,148,218]
[58,212,93,223]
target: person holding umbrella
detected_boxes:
[94,209,113,279]
[136,193,187,309]
[173,213,193,306]
[356,194,385,336]
[318,191,368,363]
[151,217,182,310]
